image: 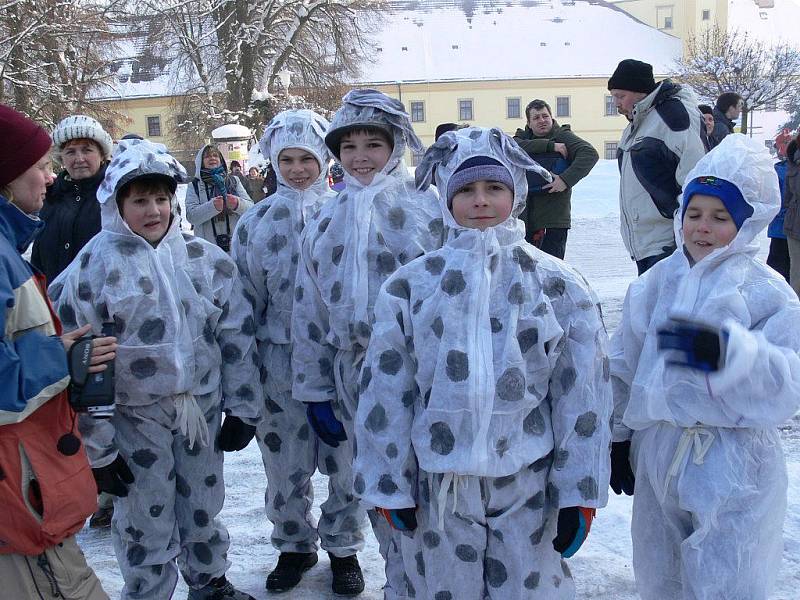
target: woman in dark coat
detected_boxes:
[31,115,113,285]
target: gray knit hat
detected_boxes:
[52,115,113,158]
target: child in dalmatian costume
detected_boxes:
[50,139,262,600]
[230,110,367,593]
[290,89,445,598]
[354,127,612,600]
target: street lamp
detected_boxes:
[277,69,293,94]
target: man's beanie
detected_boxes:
[607,59,657,94]
[52,115,113,158]
[446,156,514,206]
[0,104,52,188]
[681,175,753,230]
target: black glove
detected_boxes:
[377,507,418,531]
[217,416,256,452]
[610,441,635,496]
[552,506,595,558]
[93,454,135,497]
[656,319,726,372]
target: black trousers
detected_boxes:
[527,227,568,260]
[635,245,676,275]
[767,237,791,283]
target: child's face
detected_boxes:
[339,131,392,186]
[278,147,321,190]
[682,194,738,262]
[450,180,514,230]
[119,184,172,243]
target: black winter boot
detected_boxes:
[187,575,255,600]
[265,552,318,592]
[329,553,364,596]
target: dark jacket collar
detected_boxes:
[0,196,45,253]
[515,121,562,140]
[712,106,735,132]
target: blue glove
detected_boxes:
[305,401,347,447]
[377,507,417,531]
[552,506,595,558]
[656,319,727,372]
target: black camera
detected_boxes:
[67,322,116,418]
[215,233,231,253]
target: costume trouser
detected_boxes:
[786,236,800,295]
[111,395,231,600]
[403,465,574,600]
[336,349,407,600]
[630,423,787,600]
[0,535,109,600]
[257,367,365,555]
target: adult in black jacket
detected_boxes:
[31,115,113,285]
[710,92,742,148]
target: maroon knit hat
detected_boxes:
[0,104,52,187]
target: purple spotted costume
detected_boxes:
[353,127,613,600]
[50,140,262,599]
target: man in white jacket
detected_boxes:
[609,134,800,600]
[608,59,706,274]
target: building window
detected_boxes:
[459,99,474,121]
[657,5,674,29]
[411,151,424,167]
[410,101,425,123]
[604,141,618,160]
[146,115,162,137]
[701,9,710,20]
[507,97,521,119]
[765,99,778,111]
[605,95,616,116]
[556,96,570,118]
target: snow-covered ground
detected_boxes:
[79,160,800,599]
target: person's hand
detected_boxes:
[62,325,117,373]
[217,415,256,451]
[305,401,347,447]
[226,194,239,210]
[377,507,417,531]
[657,318,726,372]
[93,454,135,497]
[543,175,568,194]
[553,142,568,159]
[212,195,224,211]
[552,506,595,558]
[610,441,635,496]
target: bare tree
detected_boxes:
[675,25,800,134]
[0,0,126,129]
[135,0,384,150]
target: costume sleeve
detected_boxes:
[185,179,220,226]
[547,285,612,509]
[607,285,645,442]
[707,309,800,427]
[559,130,599,188]
[230,216,267,339]
[212,256,263,425]
[0,270,69,425]
[353,288,417,509]
[290,230,337,404]
[78,413,117,468]
[675,124,707,187]
[231,177,253,215]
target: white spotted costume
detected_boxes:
[353,127,612,600]
[291,90,444,599]
[610,134,800,600]
[50,140,263,599]
[230,109,366,557]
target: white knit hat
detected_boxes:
[52,115,113,158]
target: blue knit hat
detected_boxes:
[446,156,514,206]
[682,175,753,230]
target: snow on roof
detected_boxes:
[212,123,252,139]
[728,0,800,48]
[356,0,682,84]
